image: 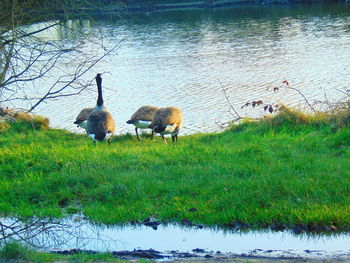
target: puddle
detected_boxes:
[1,215,350,260]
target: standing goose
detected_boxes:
[150,106,182,144]
[87,74,116,144]
[126,105,159,141]
[74,107,93,132]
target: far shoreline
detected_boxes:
[32,0,350,16]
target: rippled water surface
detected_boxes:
[16,4,350,134]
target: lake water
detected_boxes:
[8,3,350,135]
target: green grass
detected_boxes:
[1,107,350,229]
[0,241,127,262]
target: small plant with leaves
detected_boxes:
[240,99,281,114]
[239,80,318,117]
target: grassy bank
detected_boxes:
[1,107,350,230]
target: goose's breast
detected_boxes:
[133,120,152,129]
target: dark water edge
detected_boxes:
[34,0,350,16]
[117,0,350,14]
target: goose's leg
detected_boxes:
[108,132,114,145]
[151,130,154,140]
[162,135,167,144]
[135,127,141,141]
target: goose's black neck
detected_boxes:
[96,74,104,106]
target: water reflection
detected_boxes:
[1,216,350,259]
[5,3,350,135]
[0,216,129,252]
[0,216,87,249]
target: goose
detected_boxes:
[74,107,93,132]
[126,105,159,141]
[86,74,116,144]
[150,106,182,144]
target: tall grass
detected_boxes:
[0,107,350,229]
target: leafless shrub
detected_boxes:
[0,0,122,112]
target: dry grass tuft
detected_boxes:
[0,119,10,132]
[326,101,350,127]
[263,105,350,128]
[0,107,49,131]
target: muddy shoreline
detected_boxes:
[54,248,350,263]
[2,216,350,263]
[49,219,350,262]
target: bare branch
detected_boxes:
[0,22,61,49]
[27,40,123,112]
[218,79,241,121]
[282,81,317,114]
[0,2,124,113]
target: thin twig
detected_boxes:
[284,85,317,114]
[218,79,241,121]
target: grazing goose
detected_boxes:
[87,74,116,144]
[126,105,159,141]
[74,107,93,132]
[150,106,182,144]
